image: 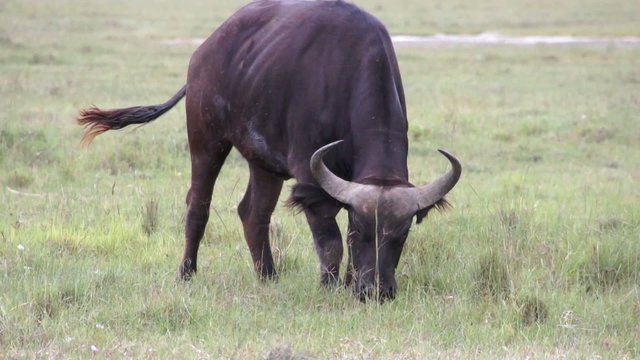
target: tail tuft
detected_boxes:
[77,105,158,146]
[76,85,186,146]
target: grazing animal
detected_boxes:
[77,0,461,301]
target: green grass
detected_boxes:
[1,0,639,358]
[364,0,640,36]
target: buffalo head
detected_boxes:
[310,140,461,301]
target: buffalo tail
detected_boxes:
[77,85,187,146]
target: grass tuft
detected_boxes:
[499,209,519,231]
[597,217,624,232]
[270,221,302,274]
[142,199,159,236]
[29,53,59,65]
[5,171,34,189]
[570,242,639,291]
[517,295,549,326]
[265,344,312,360]
[138,294,197,333]
[579,126,615,143]
[31,293,56,322]
[475,251,511,298]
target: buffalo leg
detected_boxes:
[237,163,283,280]
[179,141,232,279]
[305,212,343,286]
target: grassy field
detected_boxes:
[1,0,639,358]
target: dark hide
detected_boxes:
[77,0,457,301]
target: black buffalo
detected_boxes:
[78,0,461,300]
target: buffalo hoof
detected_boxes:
[258,272,278,282]
[178,259,196,281]
[320,270,341,288]
[355,284,396,303]
[256,264,278,282]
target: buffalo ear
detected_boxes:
[286,183,343,218]
[415,197,450,224]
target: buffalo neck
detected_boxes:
[350,123,409,183]
[348,27,409,183]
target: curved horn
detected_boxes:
[413,149,462,209]
[310,140,378,206]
